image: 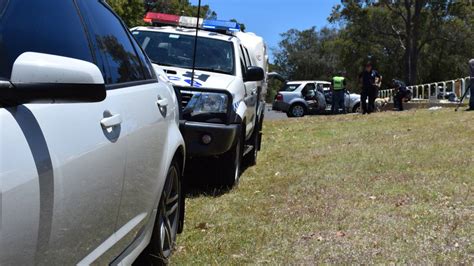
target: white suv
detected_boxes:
[132,14,268,187]
[1,1,185,264]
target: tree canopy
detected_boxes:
[107,0,217,27]
[273,0,473,91]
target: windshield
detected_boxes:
[133,30,235,75]
[281,83,301,92]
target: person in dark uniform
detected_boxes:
[359,62,382,114]
[393,79,409,111]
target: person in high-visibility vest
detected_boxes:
[331,75,347,114]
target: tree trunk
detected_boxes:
[404,0,414,84]
[404,0,425,85]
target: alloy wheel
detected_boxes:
[292,105,305,117]
[159,166,180,259]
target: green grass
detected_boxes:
[174,109,474,264]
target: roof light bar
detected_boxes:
[144,12,240,33]
[144,12,180,25]
[202,19,240,32]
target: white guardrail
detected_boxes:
[379,77,471,102]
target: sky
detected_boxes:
[190,0,340,61]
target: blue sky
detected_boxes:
[190,0,340,60]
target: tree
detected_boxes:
[331,0,474,85]
[145,0,216,19]
[273,27,339,81]
[108,0,218,27]
[230,19,246,32]
[107,0,145,27]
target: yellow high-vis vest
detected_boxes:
[333,76,345,91]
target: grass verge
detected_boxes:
[174,109,473,264]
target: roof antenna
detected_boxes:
[191,0,202,87]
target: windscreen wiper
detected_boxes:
[195,67,230,75]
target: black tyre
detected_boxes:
[287,104,306,118]
[217,133,242,188]
[244,116,262,167]
[352,103,361,113]
[138,161,182,265]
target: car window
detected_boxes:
[304,83,316,91]
[130,36,156,80]
[0,0,93,81]
[239,46,247,79]
[77,0,145,85]
[280,83,302,92]
[133,30,235,76]
[243,46,252,67]
[321,84,331,91]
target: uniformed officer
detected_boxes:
[359,62,382,114]
[331,75,347,114]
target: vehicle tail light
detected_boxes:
[276,94,283,101]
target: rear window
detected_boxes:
[0,0,93,81]
[281,83,301,92]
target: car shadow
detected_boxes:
[183,159,253,199]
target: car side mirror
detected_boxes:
[1,52,106,106]
[244,66,264,82]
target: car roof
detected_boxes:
[287,80,331,85]
[131,26,236,42]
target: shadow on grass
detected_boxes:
[184,160,252,199]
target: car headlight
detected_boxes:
[184,92,229,114]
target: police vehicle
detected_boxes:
[132,13,268,187]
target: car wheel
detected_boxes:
[288,104,306,118]
[140,161,182,265]
[218,133,242,188]
[352,103,361,113]
[243,119,260,167]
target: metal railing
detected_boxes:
[379,77,471,102]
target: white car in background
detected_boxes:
[273,80,362,117]
[1,1,185,264]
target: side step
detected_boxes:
[243,145,254,156]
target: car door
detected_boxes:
[75,1,172,261]
[0,1,125,265]
[240,45,257,138]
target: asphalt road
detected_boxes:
[264,104,288,121]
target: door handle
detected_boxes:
[156,98,169,108]
[101,114,122,128]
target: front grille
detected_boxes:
[180,92,193,109]
[174,86,194,109]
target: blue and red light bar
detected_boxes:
[203,19,240,32]
[143,12,180,25]
[144,12,240,33]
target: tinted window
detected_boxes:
[78,1,145,84]
[281,84,302,92]
[243,47,252,67]
[131,37,156,80]
[303,83,316,91]
[0,0,93,81]
[133,31,235,75]
[239,49,247,79]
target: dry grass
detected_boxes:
[173,109,474,264]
